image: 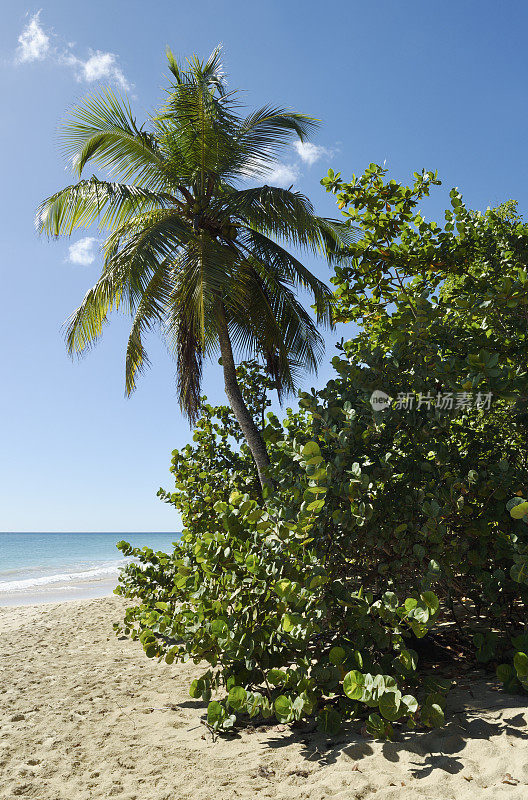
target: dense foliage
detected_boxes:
[115,166,528,738]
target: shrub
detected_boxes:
[115,166,528,738]
[115,366,447,737]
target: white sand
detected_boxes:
[0,596,527,799]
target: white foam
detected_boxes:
[0,560,126,594]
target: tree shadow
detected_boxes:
[264,679,528,778]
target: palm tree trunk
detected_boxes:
[216,303,272,492]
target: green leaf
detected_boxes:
[409,620,428,638]
[307,485,327,495]
[426,691,447,710]
[267,669,287,686]
[343,670,364,700]
[368,674,386,703]
[302,442,321,459]
[207,701,224,725]
[423,702,444,727]
[424,677,452,694]
[281,613,302,632]
[506,497,525,512]
[292,695,305,720]
[401,694,418,715]
[366,712,391,738]
[274,695,293,723]
[307,499,325,512]
[410,604,430,624]
[514,652,528,678]
[274,579,293,599]
[420,591,439,615]
[211,619,228,636]
[246,692,264,718]
[398,649,418,673]
[428,559,441,574]
[299,690,315,716]
[510,562,527,583]
[511,502,528,519]
[318,707,342,736]
[228,686,247,711]
[378,690,402,721]
[245,554,259,573]
[329,646,346,665]
[382,591,399,611]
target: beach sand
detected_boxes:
[1,596,527,799]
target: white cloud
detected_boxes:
[293,141,333,166]
[251,143,336,188]
[62,49,130,91]
[14,14,131,90]
[68,237,98,266]
[264,162,300,188]
[16,11,50,64]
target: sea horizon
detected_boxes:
[0,531,180,606]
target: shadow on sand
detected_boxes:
[263,678,528,778]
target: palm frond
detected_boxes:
[36,178,174,236]
[102,210,195,312]
[60,89,166,189]
[125,262,173,394]
[170,232,239,341]
[187,45,228,98]
[235,226,335,326]
[237,106,319,177]
[165,270,209,423]
[217,185,358,267]
[224,261,324,398]
[174,310,204,424]
[64,270,122,355]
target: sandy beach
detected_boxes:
[1,596,527,799]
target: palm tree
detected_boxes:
[37,47,352,490]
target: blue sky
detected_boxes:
[2,1,527,532]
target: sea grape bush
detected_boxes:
[115,369,448,737]
[320,163,528,678]
[115,166,528,738]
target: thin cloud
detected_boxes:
[68,237,98,266]
[264,162,300,188]
[14,12,131,90]
[16,11,50,64]
[293,141,334,166]
[247,142,337,189]
[61,50,130,91]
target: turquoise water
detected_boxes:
[0,532,179,604]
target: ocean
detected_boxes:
[0,532,180,606]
